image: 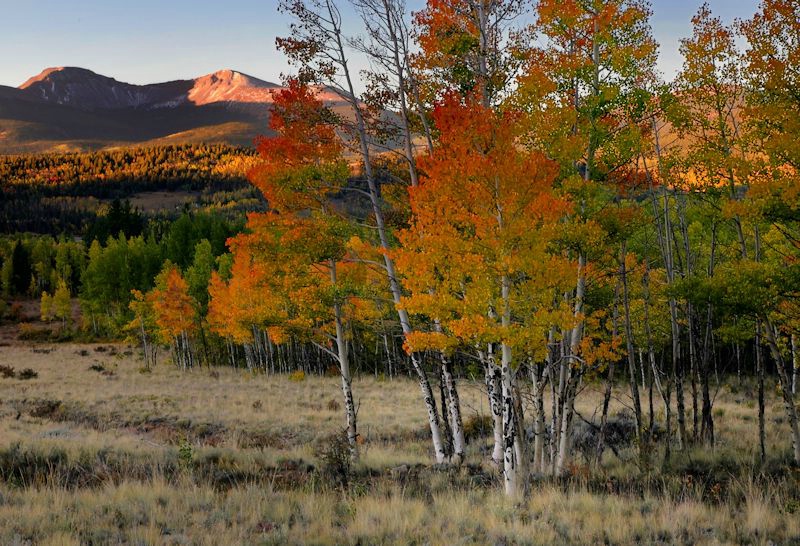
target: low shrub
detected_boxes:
[314,430,353,490]
[17,368,38,380]
[463,414,493,443]
[17,324,50,342]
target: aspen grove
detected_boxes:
[84,0,800,499]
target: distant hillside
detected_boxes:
[0,68,353,154]
[0,143,264,234]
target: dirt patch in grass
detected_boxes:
[11,396,318,451]
[13,398,228,447]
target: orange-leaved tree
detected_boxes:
[278,0,457,464]
[214,78,369,460]
[207,250,288,372]
[148,265,197,370]
[396,94,575,496]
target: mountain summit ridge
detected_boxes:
[15,67,282,111]
[0,66,356,154]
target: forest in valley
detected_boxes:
[2,0,800,543]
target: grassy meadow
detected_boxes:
[0,342,798,545]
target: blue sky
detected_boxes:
[0,0,760,87]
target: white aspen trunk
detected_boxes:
[183,332,189,370]
[648,349,669,423]
[189,331,195,369]
[382,331,393,379]
[555,369,576,476]
[645,117,678,457]
[440,354,466,464]
[642,260,675,460]
[688,307,699,440]
[244,343,254,374]
[550,344,561,475]
[227,339,236,368]
[384,1,418,187]
[335,316,359,460]
[620,243,643,443]
[753,224,800,463]
[434,318,465,464]
[331,260,359,461]
[512,383,525,486]
[500,275,518,497]
[483,346,504,466]
[643,271,670,425]
[139,321,149,368]
[640,350,647,390]
[356,0,422,183]
[537,327,557,473]
[182,331,191,370]
[675,193,694,449]
[470,0,492,108]
[555,253,586,475]
[501,342,517,496]
[260,329,270,371]
[265,330,275,375]
[597,279,621,465]
[407,74,434,152]
[756,326,767,463]
[173,335,184,371]
[330,14,447,463]
[413,354,447,463]
[251,325,260,370]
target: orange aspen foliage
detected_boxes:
[210,77,376,351]
[396,94,576,360]
[207,252,288,345]
[248,77,348,213]
[668,4,748,194]
[740,0,800,211]
[741,0,800,165]
[148,266,196,343]
[516,0,657,179]
[412,0,525,105]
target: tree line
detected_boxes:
[0,144,263,235]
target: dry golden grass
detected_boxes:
[1,480,797,545]
[0,342,798,545]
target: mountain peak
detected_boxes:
[187,69,279,105]
[210,68,247,79]
[20,67,108,89]
[17,67,186,110]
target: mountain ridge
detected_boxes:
[15,67,283,111]
[0,67,344,154]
